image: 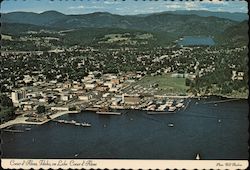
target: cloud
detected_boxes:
[69,5,104,10]
[69,5,85,9]
[104,1,121,5]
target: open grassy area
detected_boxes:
[134,74,189,95]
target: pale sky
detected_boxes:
[1,0,248,15]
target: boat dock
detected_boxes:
[96,111,121,115]
[52,119,91,127]
[85,107,99,112]
[147,111,176,114]
[3,129,24,133]
[203,98,240,104]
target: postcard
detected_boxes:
[0,0,248,169]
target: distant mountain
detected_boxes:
[2,11,237,37]
[152,10,248,22]
[1,10,67,26]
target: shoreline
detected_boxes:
[0,95,246,129]
[0,111,78,129]
[191,94,248,100]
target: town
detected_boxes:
[0,43,248,127]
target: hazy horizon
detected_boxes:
[2,9,248,16]
[1,0,248,15]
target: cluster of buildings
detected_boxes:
[8,69,189,121]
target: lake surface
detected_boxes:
[1,97,248,159]
[178,36,215,46]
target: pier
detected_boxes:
[3,129,24,133]
[85,107,99,112]
[96,111,121,115]
[203,98,241,104]
[52,119,91,127]
[0,111,78,129]
[147,111,176,114]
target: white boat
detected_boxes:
[81,123,91,127]
[196,153,201,160]
[168,123,174,127]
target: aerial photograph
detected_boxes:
[0,0,248,164]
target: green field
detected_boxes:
[134,74,189,95]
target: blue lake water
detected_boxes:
[178,36,215,46]
[1,97,248,159]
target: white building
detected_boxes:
[11,90,26,105]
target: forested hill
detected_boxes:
[1,10,248,49]
[2,10,236,35]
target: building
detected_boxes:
[111,78,120,85]
[232,71,244,81]
[11,90,26,105]
[61,95,69,101]
[122,94,141,105]
[78,94,92,101]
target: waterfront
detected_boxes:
[1,97,248,159]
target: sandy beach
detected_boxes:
[0,110,78,129]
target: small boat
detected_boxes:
[218,119,222,123]
[196,153,201,160]
[74,153,79,157]
[168,123,174,127]
[81,122,91,127]
[103,124,107,128]
[25,128,31,131]
[75,123,81,126]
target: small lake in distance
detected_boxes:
[178,36,215,46]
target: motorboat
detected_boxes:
[196,153,201,160]
[168,123,174,127]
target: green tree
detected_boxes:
[0,95,15,121]
[37,105,46,114]
[0,95,13,107]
